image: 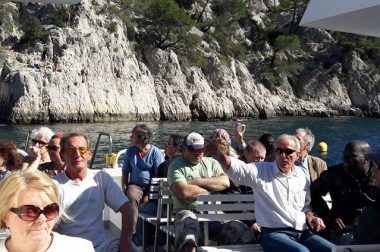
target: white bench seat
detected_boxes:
[198,244,264,252]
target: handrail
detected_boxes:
[90,132,112,169]
[24,131,31,151]
[113,149,126,169]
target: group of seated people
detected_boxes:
[0,123,379,252]
[0,128,133,252]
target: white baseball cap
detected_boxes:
[184,132,204,150]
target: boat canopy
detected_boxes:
[300,0,380,38]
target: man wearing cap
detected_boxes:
[167,132,230,252]
[355,151,380,244]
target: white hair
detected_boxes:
[275,134,300,152]
[295,128,315,152]
[30,126,54,143]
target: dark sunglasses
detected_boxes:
[67,146,89,155]
[275,147,296,156]
[31,139,48,146]
[10,202,59,222]
[47,145,60,152]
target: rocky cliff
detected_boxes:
[0,0,379,124]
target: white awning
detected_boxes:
[300,0,380,38]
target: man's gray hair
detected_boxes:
[295,128,315,152]
[275,134,300,152]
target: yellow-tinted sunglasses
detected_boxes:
[67,146,89,155]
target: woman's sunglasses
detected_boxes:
[10,202,59,222]
[31,139,48,146]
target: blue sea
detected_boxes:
[1,117,379,168]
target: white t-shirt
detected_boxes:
[0,232,94,251]
[53,169,128,252]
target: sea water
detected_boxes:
[1,116,379,168]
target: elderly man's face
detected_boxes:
[62,136,91,172]
[275,138,298,174]
[244,148,266,163]
[295,132,308,159]
[183,146,204,165]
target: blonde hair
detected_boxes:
[0,171,62,228]
[214,138,231,156]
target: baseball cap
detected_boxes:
[366,151,380,164]
[184,132,204,150]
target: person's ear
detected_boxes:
[87,149,92,160]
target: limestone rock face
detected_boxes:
[0,0,379,124]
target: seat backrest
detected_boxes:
[196,194,255,222]
[149,177,166,200]
[154,178,173,252]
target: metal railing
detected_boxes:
[90,132,113,169]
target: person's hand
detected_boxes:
[251,223,261,233]
[27,146,41,160]
[308,216,326,232]
[141,195,149,206]
[234,123,246,144]
[332,218,346,231]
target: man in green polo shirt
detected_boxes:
[168,132,230,252]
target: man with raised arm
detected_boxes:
[168,132,230,252]
[208,134,334,252]
[54,132,133,252]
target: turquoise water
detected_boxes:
[1,117,379,168]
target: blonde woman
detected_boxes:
[0,171,94,252]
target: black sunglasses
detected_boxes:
[31,139,48,146]
[275,147,296,156]
[47,145,60,152]
[10,202,59,222]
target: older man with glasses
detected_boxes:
[210,134,335,252]
[53,132,133,252]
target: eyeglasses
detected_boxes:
[66,146,89,155]
[10,202,59,222]
[47,145,60,152]
[31,139,48,146]
[275,147,296,156]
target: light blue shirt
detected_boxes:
[296,155,310,184]
[227,158,311,231]
[122,145,165,187]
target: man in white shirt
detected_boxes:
[209,134,335,252]
[54,132,133,252]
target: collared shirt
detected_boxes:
[295,155,310,184]
[227,158,311,231]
